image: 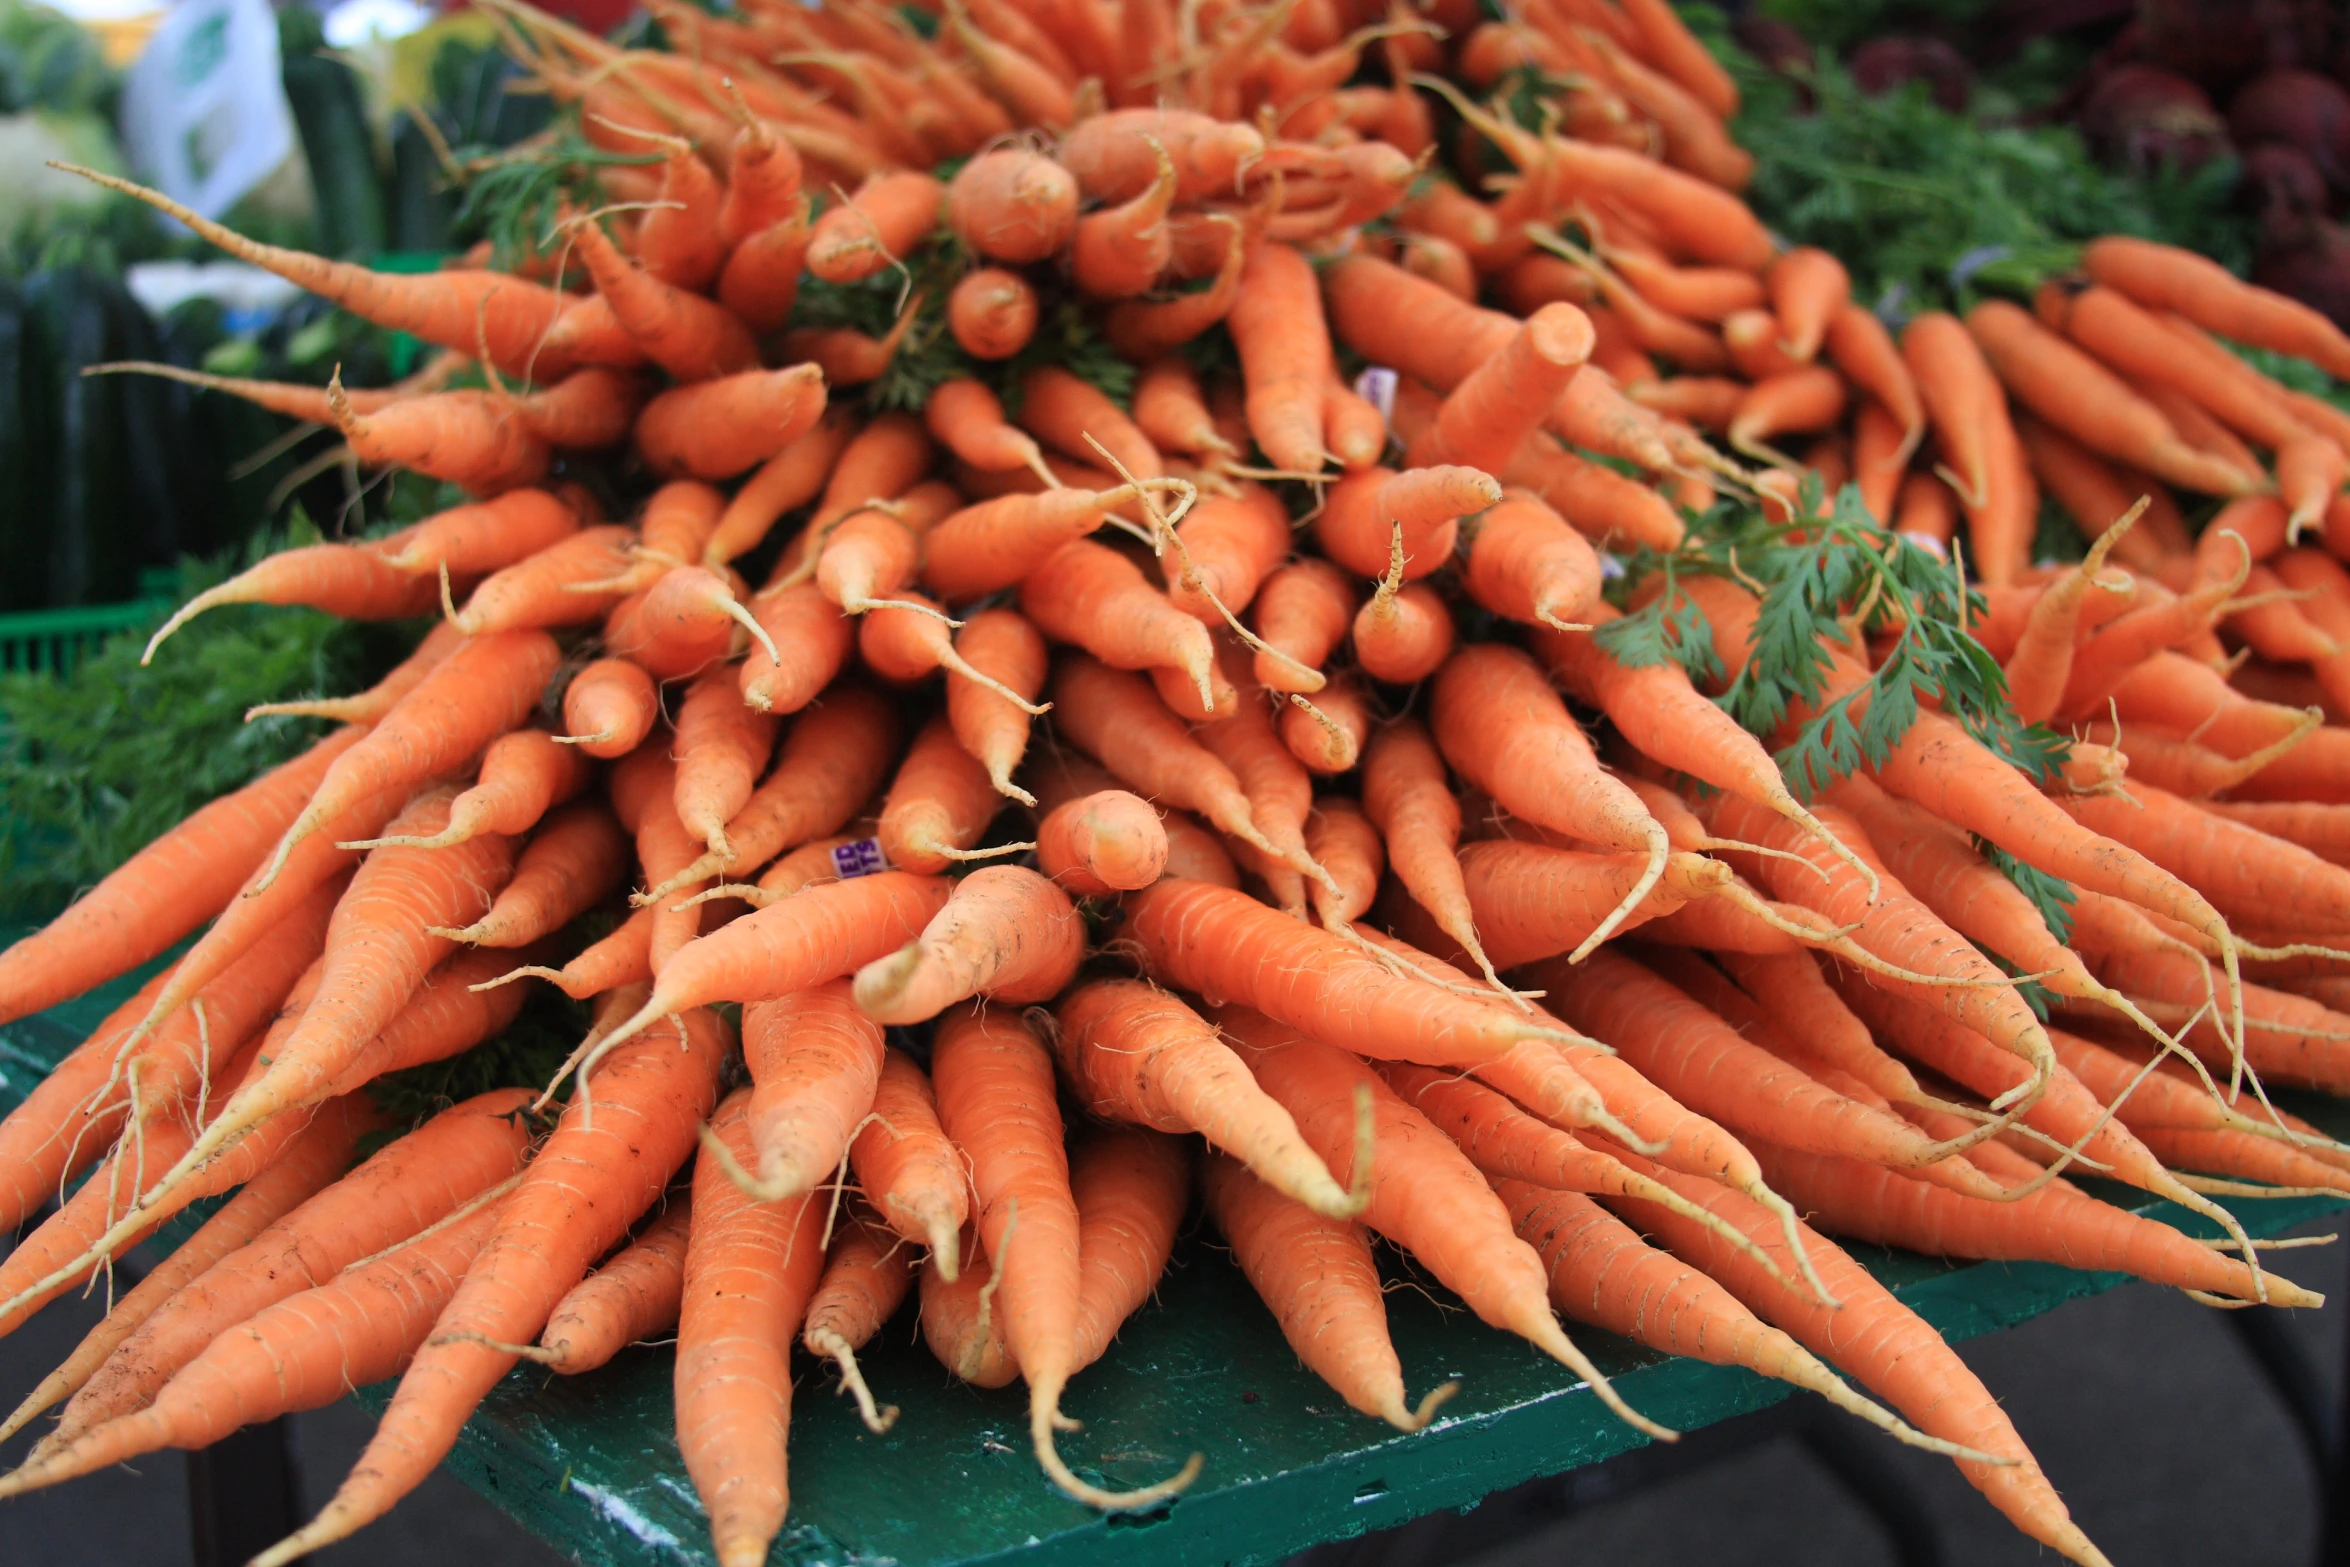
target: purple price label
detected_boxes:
[831,838,889,879]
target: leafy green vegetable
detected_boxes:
[1725,48,2252,313]
[0,536,406,918]
[1604,476,2069,800]
[1978,839,2077,944]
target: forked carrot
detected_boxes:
[854,866,1082,1024]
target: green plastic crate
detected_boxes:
[0,593,168,676]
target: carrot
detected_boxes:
[932,1004,1203,1508]
[2042,1025,2322,1151]
[1068,1125,1190,1371]
[1159,486,1287,625]
[1431,643,1668,956]
[55,165,608,379]
[1616,0,1736,116]
[0,1094,359,1447]
[2000,513,2140,724]
[1899,309,2004,511]
[40,1090,534,1454]
[1352,532,1457,681]
[248,1009,727,1567]
[1047,653,1285,862]
[1053,978,1353,1216]
[1060,109,1263,203]
[566,212,760,382]
[253,629,561,891]
[926,377,1055,485]
[484,907,653,1001]
[1037,789,1168,896]
[806,169,946,282]
[1133,355,1231,460]
[1405,303,1594,474]
[374,489,580,579]
[1602,1149,2110,1565]
[453,526,639,635]
[1460,489,1602,631]
[1279,672,1371,775]
[706,411,856,568]
[1201,1152,1449,1430]
[1690,948,1957,1113]
[1226,1007,1672,1440]
[139,542,441,663]
[1066,143,1181,296]
[1251,558,1354,693]
[1497,430,1686,552]
[672,1087,829,1567]
[1104,212,1248,359]
[524,1195,694,1375]
[2109,649,2323,758]
[592,871,953,1062]
[1358,718,1505,990]
[1554,948,2006,1196]
[243,620,468,726]
[1023,538,1219,707]
[0,724,361,1027]
[873,713,1016,873]
[0,1182,517,1500]
[854,865,1082,1024]
[2055,565,2248,717]
[920,1220,1018,1385]
[947,148,1079,263]
[1316,463,1495,580]
[2058,779,2350,936]
[948,266,1040,359]
[922,482,1163,601]
[135,789,516,1211]
[851,1047,971,1275]
[712,980,884,1204]
[1322,365,1392,471]
[1018,365,1163,480]
[355,729,590,852]
[1727,364,1848,466]
[2047,281,2312,451]
[1122,878,1574,1064]
[605,565,777,682]
[1968,299,2255,496]
[1196,654,1335,902]
[1229,241,1333,473]
[1761,247,1847,361]
[635,363,829,480]
[558,657,658,758]
[2084,234,2350,381]
[801,1206,914,1432]
[1412,839,1724,967]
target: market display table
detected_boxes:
[4,952,2343,1567]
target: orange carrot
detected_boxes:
[1055,978,1352,1214]
[1123,878,1573,1064]
[1049,653,1283,860]
[558,658,659,759]
[926,377,1055,483]
[255,629,561,890]
[1018,365,1163,480]
[0,724,362,1027]
[1201,1152,1447,1430]
[1251,558,1356,692]
[454,526,639,634]
[923,483,1158,601]
[635,363,829,480]
[1432,643,1668,954]
[919,1224,1016,1386]
[1461,489,1602,631]
[932,1004,1201,1508]
[56,165,609,379]
[807,170,946,282]
[855,866,1082,1023]
[674,1086,828,1567]
[802,1205,915,1431]
[1134,355,1232,459]
[1405,302,1594,474]
[1229,242,1333,473]
[1068,1125,1190,1371]
[249,1010,726,1566]
[1227,1006,1670,1438]
[605,565,775,682]
[566,212,760,382]
[948,266,1040,359]
[2085,234,2350,381]
[357,728,590,852]
[879,713,1021,873]
[1023,538,1219,706]
[1104,212,1248,359]
[707,410,856,568]
[528,1194,692,1374]
[374,489,580,578]
[1316,463,1495,580]
[1280,671,1371,775]
[139,543,441,663]
[850,1047,971,1273]
[1037,788,1168,896]
[948,148,1080,263]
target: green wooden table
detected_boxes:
[5,953,2343,1567]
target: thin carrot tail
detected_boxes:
[471,964,564,992]
[1030,1380,1204,1511]
[1612,1166,1786,1284]
[1772,1343,2016,1467]
[1569,819,1670,963]
[0,1367,72,1446]
[1378,1379,1460,1433]
[1766,794,1881,901]
[813,1328,899,1433]
[931,840,1040,862]
[143,579,256,665]
[1748,1183,1839,1309]
[0,1406,172,1498]
[1520,1311,1678,1442]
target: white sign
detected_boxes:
[118,0,296,221]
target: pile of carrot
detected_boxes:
[12,0,2350,1562]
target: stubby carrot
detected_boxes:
[948,608,1050,803]
[850,1048,971,1276]
[854,866,1082,1025]
[1068,1126,1190,1371]
[635,364,829,480]
[1229,242,1332,473]
[528,1196,692,1375]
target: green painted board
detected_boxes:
[4,943,2344,1567]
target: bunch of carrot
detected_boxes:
[9,0,2350,1564]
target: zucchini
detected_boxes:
[278,8,386,260]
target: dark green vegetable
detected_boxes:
[279,5,388,261]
